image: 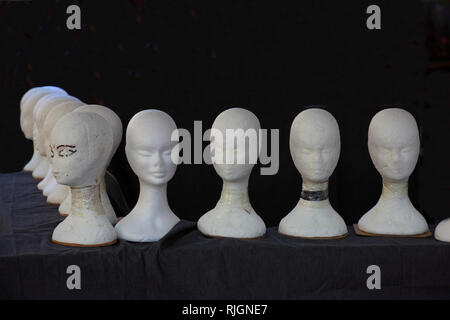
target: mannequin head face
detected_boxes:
[74,105,123,165]
[126,109,178,186]
[35,94,81,156]
[211,107,261,182]
[49,112,113,187]
[20,87,67,140]
[43,101,85,158]
[290,108,340,183]
[368,108,420,182]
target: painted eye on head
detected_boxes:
[56,145,77,157]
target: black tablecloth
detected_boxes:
[1,171,450,299]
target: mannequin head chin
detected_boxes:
[213,163,254,182]
[368,108,420,183]
[210,107,261,183]
[49,111,113,187]
[290,108,340,184]
[126,109,178,187]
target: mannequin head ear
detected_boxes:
[49,111,113,187]
[210,107,261,182]
[368,108,420,182]
[125,109,178,186]
[290,108,340,183]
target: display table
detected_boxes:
[1,171,449,299]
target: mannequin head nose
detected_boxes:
[390,149,400,163]
[150,152,162,168]
[311,150,323,164]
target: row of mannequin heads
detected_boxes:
[19,86,450,246]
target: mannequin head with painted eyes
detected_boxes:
[34,93,81,156]
[125,109,178,186]
[368,108,420,183]
[49,112,113,187]
[42,101,85,159]
[290,108,340,185]
[210,107,261,183]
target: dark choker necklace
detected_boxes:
[301,189,328,201]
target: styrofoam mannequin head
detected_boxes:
[34,93,81,155]
[49,112,113,187]
[290,108,340,183]
[125,109,178,186]
[42,101,85,158]
[368,108,420,183]
[20,87,67,139]
[74,105,123,164]
[210,107,260,182]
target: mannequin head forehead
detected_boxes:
[49,112,113,187]
[20,87,67,139]
[35,94,81,156]
[369,108,419,149]
[290,108,340,183]
[43,101,85,158]
[74,105,123,161]
[211,107,261,182]
[126,109,178,186]
[212,107,260,136]
[368,108,420,182]
[127,109,177,150]
[291,108,340,148]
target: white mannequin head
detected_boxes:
[49,112,113,187]
[74,105,123,165]
[43,101,85,159]
[20,87,67,139]
[34,93,81,156]
[368,108,420,183]
[125,109,178,186]
[210,107,261,183]
[290,108,340,184]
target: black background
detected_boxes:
[0,0,449,227]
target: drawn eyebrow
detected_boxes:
[56,145,76,150]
